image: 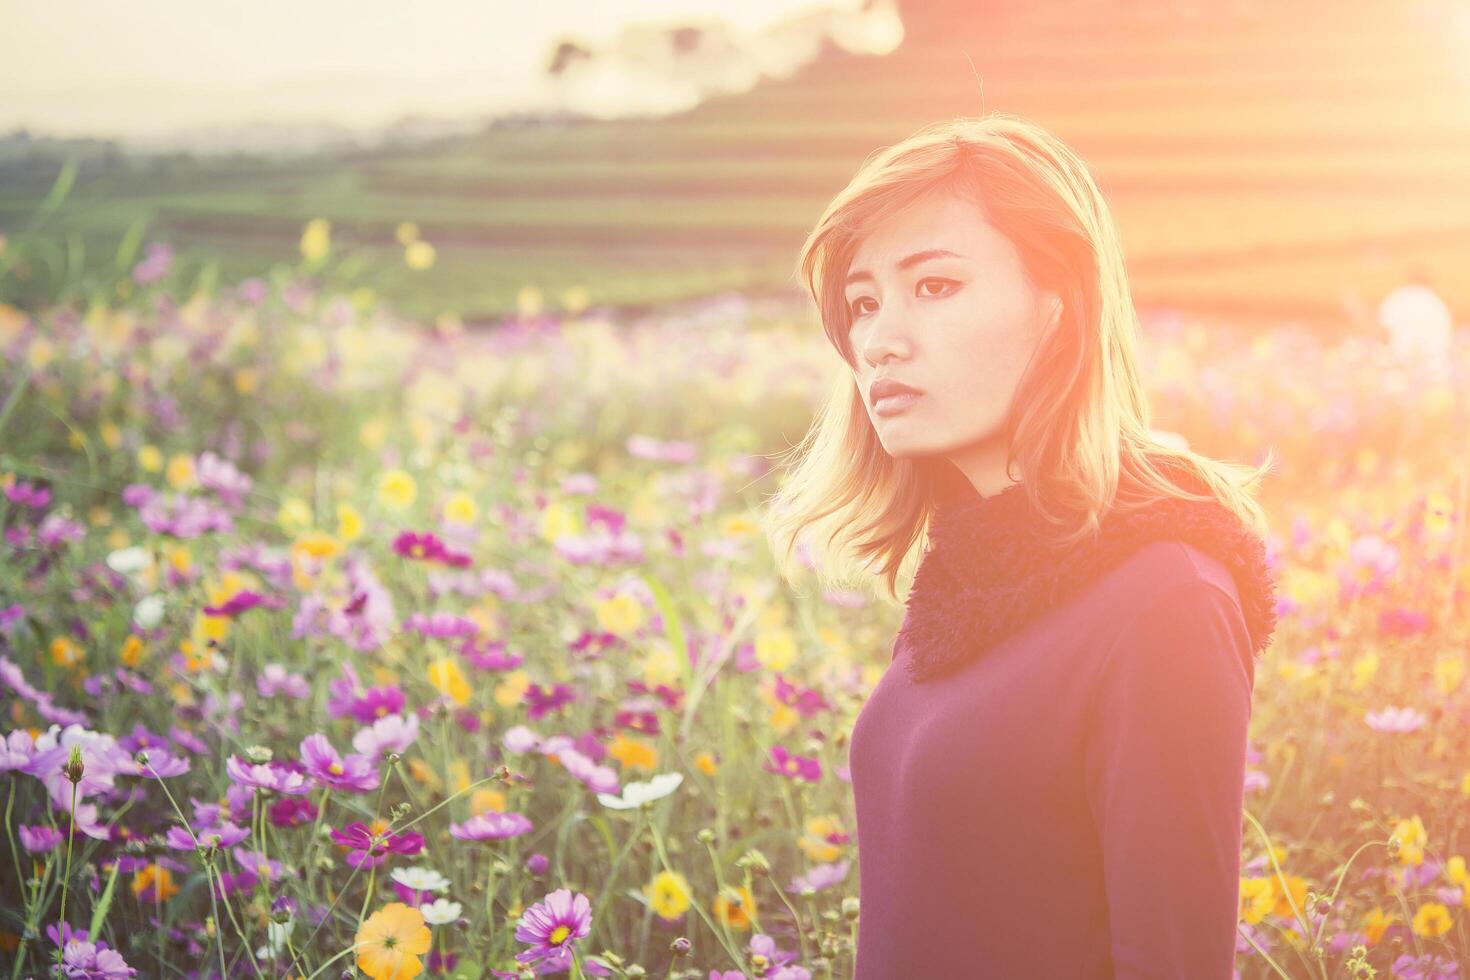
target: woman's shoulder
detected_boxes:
[1091,537,1245,622]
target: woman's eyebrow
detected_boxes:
[845,249,967,287]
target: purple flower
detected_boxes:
[3,480,51,508]
[789,859,850,895]
[19,824,64,853]
[59,937,138,979]
[329,821,424,869]
[131,241,173,285]
[135,747,191,778]
[233,847,287,884]
[257,663,310,699]
[195,451,253,506]
[392,530,472,568]
[225,756,314,795]
[299,734,379,793]
[203,590,285,618]
[524,683,576,721]
[450,811,534,841]
[165,822,249,851]
[1392,952,1460,980]
[351,714,419,759]
[515,889,592,972]
[403,611,480,639]
[764,745,822,783]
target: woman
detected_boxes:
[763,114,1281,977]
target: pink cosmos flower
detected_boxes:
[450,811,534,841]
[764,745,822,783]
[299,734,379,793]
[329,821,424,869]
[514,889,592,973]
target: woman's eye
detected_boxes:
[848,279,956,321]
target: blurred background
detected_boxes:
[4,0,1468,329]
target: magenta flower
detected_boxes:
[392,530,472,568]
[19,825,63,853]
[165,821,249,851]
[257,663,310,699]
[299,734,379,793]
[203,589,285,618]
[403,611,480,639]
[225,756,314,795]
[351,713,420,759]
[524,683,576,721]
[764,745,822,783]
[450,811,534,841]
[515,888,592,973]
[329,821,424,869]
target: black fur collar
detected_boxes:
[896,461,1281,683]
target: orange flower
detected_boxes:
[713,885,757,930]
[131,863,179,902]
[354,903,431,980]
[606,734,658,773]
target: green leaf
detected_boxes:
[88,859,121,939]
[447,959,483,980]
[639,573,690,689]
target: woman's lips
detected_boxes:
[873,392,922,417]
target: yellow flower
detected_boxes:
[277,497,314,535]
[1349,653,1380,692]
[1412,901,1453,938]
[644,870,692,921]
[119,635,145,668]
[798,815,847,863]
[292,531,342,561]
[50,637,82,668]
[1361,906,1395,945]
[337,502,364,542]
[1269,873,1310,920]
[713,885,756,931]
[1238,877,1274,924]
[130,863,179,902]
[754,628,797,672]
[1434,654,1465,695]
[395,222,420,246]
[233,367,258,395]
[300,219,331,265]
[606,734,657,773]
[354,903,430,980]
[378,469,417,510]
[561,285,590,315]
[164,453,195,490]
[137,445,163,473]
[404,241,435,271]
[1446,855,1468,886]
[641,645,681,690]
[494,670,530,707]
[1391,815,1428,866]
[427,658,471,706]
[539,501,581,543]
[517,285,543,317]
[596,594,643,635]
[694,751,719,776]
[442,491,477,525]
[470,788,506,816]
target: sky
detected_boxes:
[0,0,896,145]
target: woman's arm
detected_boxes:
[1083,577,1256,979]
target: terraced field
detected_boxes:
[2,0,1466,327]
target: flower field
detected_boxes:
[2,229,1470,979]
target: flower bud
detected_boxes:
[670,937,691,956]
[841,896,860,921]
[696,828,716,845]
[62,746,85,785]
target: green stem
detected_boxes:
[648,811,745,968]
[53,779,78,971]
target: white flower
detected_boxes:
[132,594,165,629]
[105,546,151,576]
[596,771,684,810]
[420,898,463,925]
[389,866,450,893]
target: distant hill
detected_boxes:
[2,0,1466,329]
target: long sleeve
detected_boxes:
[1083,577,1256,980]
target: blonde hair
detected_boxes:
[761,112,1275,604]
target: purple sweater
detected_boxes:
[848,539,1257,978]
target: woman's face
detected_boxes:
[843,189,1062,494]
